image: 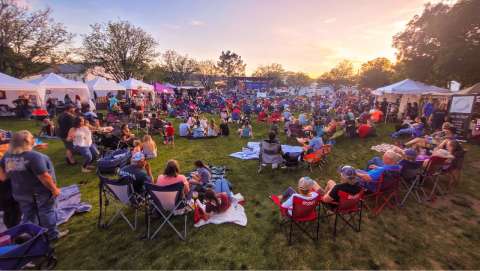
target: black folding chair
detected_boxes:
[144,182,189,240]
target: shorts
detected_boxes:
[164,135,174,142]
[62,139,74,151]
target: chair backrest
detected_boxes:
[292,195,318,220]
[375,170,401,193]
[337,190,364,213]
[423,156,447,175]
[145,182,184,212]
[98,174,132,205]
[261,141,281,156]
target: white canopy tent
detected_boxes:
[118,78,154,96]
[86,77,126,98]
[29,73,90,102]
[373,79,450,117]
[0,72,46,108]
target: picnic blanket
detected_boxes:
[371,143,397,153]
[229,142,303,160]
[56,184,92,225]
[194,194,247,228]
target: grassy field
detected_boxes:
[1,117,479,269]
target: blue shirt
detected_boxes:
[283,111,292,121]
[362,165,401,191]
[423,103,434,117]
[308,136,324,151]
[192,127,204,138]
[0,151,56,202]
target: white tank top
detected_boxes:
[73,127,92,147]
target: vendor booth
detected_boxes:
[448,82,480,139]
[373,79,450,118]
[118,78,154,97]
[87,77,126,98]
[28,73,90,102]
[0,72,45,109]
[154,83,174,95]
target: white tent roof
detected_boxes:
[118,78,153,91]
[29,73,88,89]
[86,77,126,91]
[374,79,450,96]
[0,72,42,91]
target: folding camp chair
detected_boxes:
[303,144,332,172]
[97,174,142,231]
[270,194,319,245]
[364,171,401,216]
[145,182,189,240]
[422,156,448,201]
[399,167,427,207]
[321,190,364,239]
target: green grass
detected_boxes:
[1,117,480,269]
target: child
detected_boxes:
[238,121,253,138]
[40,118,56,137]
[142,135,157,159]
[132,140,142,155]
[164,122,175,145]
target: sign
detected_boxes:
[450,95,474,114]
[449,113,470,138]
[256,92,267,98]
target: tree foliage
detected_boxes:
[393,0,480,86]
[0,0,72,77]
[143,64,168,83]
[82,20,157,81]
[252,63,285,87]
[285,71,312,89]
[358,57,394,89]
[318,59,357,88]
[217,50,246,77]
[161,50,198,85]
[197,60,219,90]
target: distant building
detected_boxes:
[24,63,115,82]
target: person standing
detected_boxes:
[57,104,77,165]
[0,130,67,240]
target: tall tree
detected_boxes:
[358,57,394,89]
[197,60,219,90]
[143,64,168,83]
[252,63,285,87]
[0,0,72,77]
[162,49,198,85]
[393,0,480,86]
[82,20,157,81]
[318,60,357,88]
[285,71,312,90]
[217,50,246,77]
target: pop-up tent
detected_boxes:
[118,78,154,97]
[0,72,46,107]
[455,82,480,95]
[29,73,90,102]
[154,83,174,94]
[87,77,126,98]
[373,79,450,117]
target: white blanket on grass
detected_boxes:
[194,194,247,228]
[229,142,303,160]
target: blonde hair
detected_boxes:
[142,135,157,152]
[9,130,34,155]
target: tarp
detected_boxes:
[154,83,174,94]
[118,78,154,91]
[86,77,126,97]
[374,79,450,95]
[28,73,90,102]
[455,82,480,95]
[0,72,45,107]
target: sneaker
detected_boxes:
[81,167,91,173]
[57,230,69,239]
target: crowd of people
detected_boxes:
[0,86,467,247]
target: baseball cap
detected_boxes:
[404,148,417,159]
[339,165,356,179]
[298,177,314,190]
[131,152,145,163]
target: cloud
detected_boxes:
[160,23,181,30]
[323,18,337,24]
[190,20,205,27]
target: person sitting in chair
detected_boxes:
[319,165,362,205]
[118,152,153,194]
[259,132,284,172]
[355,150,402,192]
[391,117,424,138]
[279,177,319,215]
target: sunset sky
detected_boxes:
[26,0,451,77]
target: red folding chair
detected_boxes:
[321,190,364,239]
[303,144,332,172]
[270,194,320,244]
[364,171,401,216]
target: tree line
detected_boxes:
[1,0,479,89]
